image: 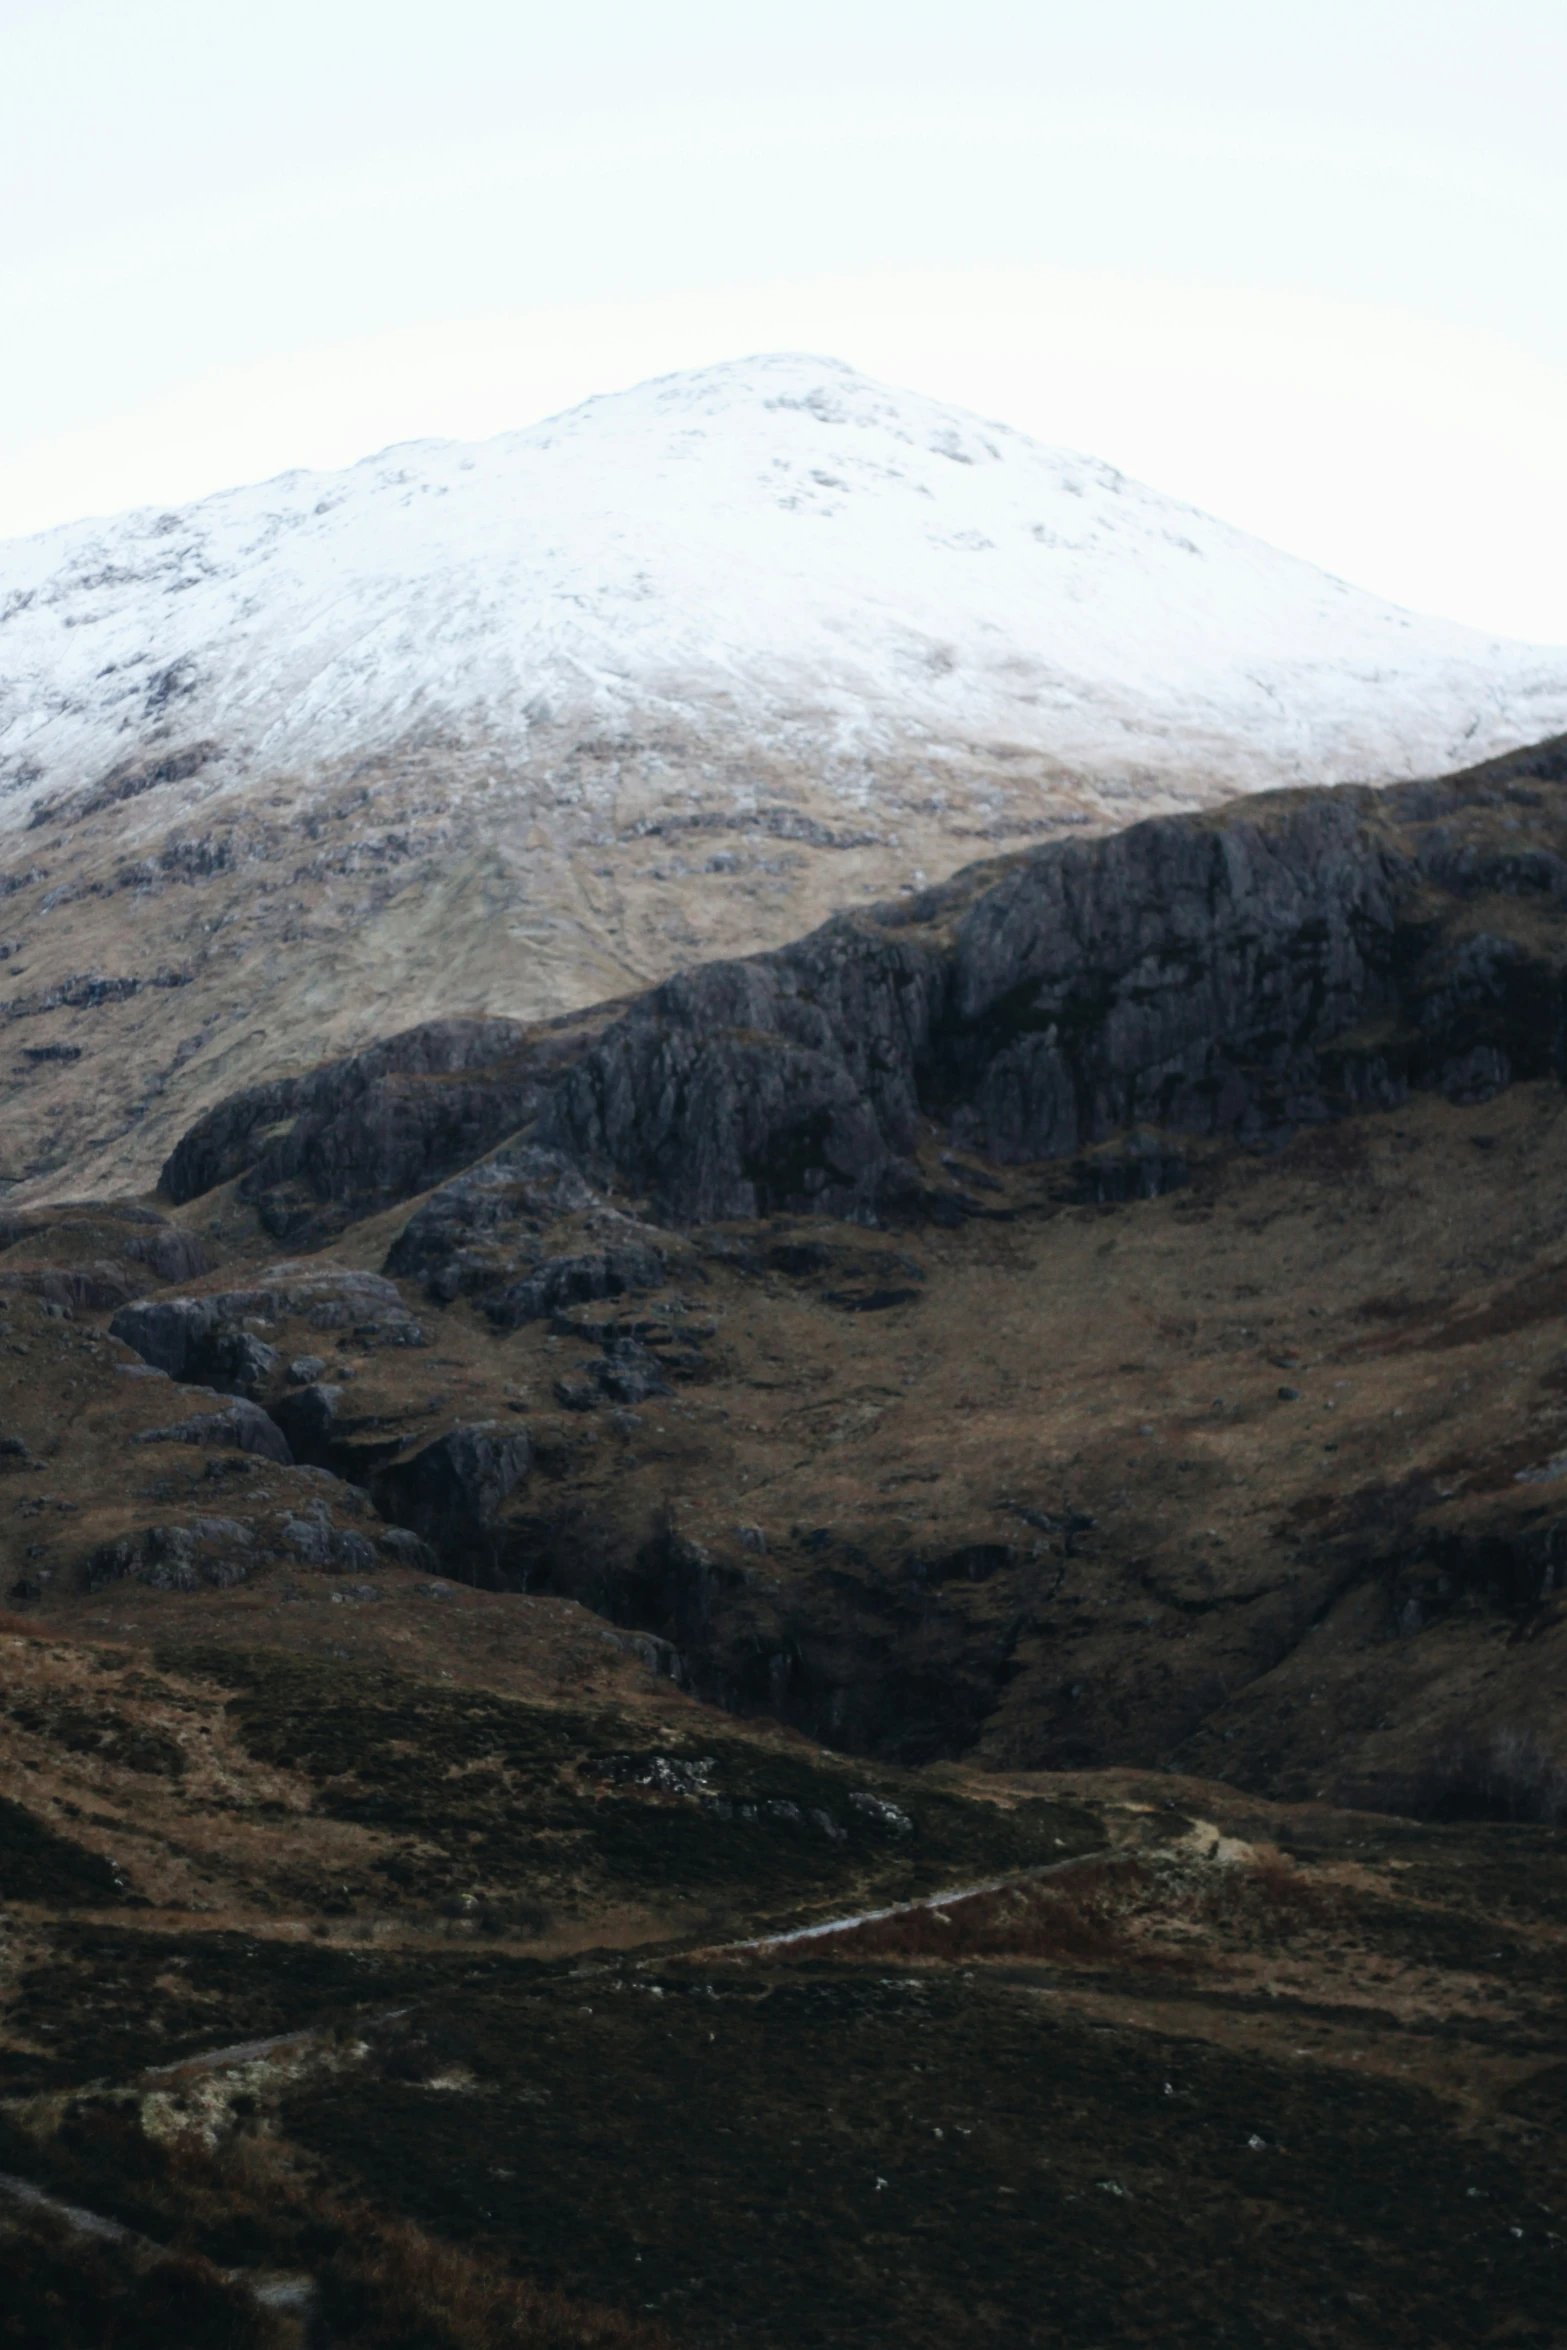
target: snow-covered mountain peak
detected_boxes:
[4,354,1567,1201]
[6,351,1565,838]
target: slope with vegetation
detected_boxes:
[2,736,1567,2340]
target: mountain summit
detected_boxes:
[3,353,1567,1196]
[6,352,1566,824]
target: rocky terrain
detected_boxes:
[5,355,1567,1205]
[3,735,1567,2343]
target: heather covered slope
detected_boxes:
[5,747,1567,2341]
[0,1627,1562,2349]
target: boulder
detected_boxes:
[0,1263,148,1314]
[277,1511,380,1573]
[83,1520,256,1593]
[270,1383,408,1478]
[110,1267,421,1393]
[272,1382,344,1453]
[383,1146,596,1299]
[109,1296,220,1379]
[550,1336,673,1411]
[485,1243,666,1330]
[129,1399,292,1464]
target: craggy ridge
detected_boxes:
[16,727,1554,1805]
[166,732,1567,1241]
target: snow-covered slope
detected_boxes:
[4,351,1566,826]
[4,352,1567,1204]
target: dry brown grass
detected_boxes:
[148,2134,675,2350]
[0,2201,270,2350]
[801,1857,1161,1968]
[307,2207,675,2350]
[0,2103,672,2350]
[789,1849,1337,1971]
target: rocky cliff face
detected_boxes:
[165,733,1567,1235]
[9,737,1567,1818]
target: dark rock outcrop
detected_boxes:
[0,1263,148,1314]
[484,1243,667,1330]
[269,1382,409,1480]
[551,1330,673,1412]
[383,1147,597,1301]
[160,1012,614,1244]
[109,1296,216,1381]
[129,1399,292,1464]
[370,1422,532,1579]
[532,794,1387,1220]
[0,1205,208,1297]
[163,738,1567,1243]
[83,1519,258,1592]
[109,1268,421,1392]
[271,1381,346,1458]
[538,752,1567,1219]
[276,1508,380,1573]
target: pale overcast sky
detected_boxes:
[3,0,1565,640]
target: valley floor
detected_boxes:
[0,1580,1564,2343]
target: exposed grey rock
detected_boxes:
[849,1791,915,1834]
[552,1376,600,1413]
[129,1399,292,1463]
[0,1263,149,1313]
[532,790,1412,1220]
[591,1341,672,1406]
[160,1015,604,1244]
[109,1267,419,1393]
[163,738,1567,1241]
[383,1146,595,1301]
[596,1626,681,1682]
[602,1751,712,1792]
[269,1383,411,1484]
[530,756,1567,1221]
[278,1512,379,1573]
[204,1331,281,1393]
[484,1244,666,1329]
[0,1205,207,1290]
[114,1225,211,1284]
[110,1297,222,1379]
[371,1421,532,1552]
[273,1382,343,1450]
[83,1521,255,1593]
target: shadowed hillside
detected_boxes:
[3,738,1567,2341]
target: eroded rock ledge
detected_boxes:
[162,734,1567,1243]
